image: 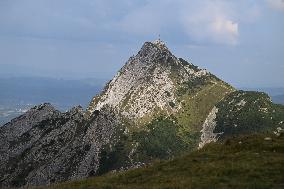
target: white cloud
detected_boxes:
[210,17,239,45]
[211,17,238,36]
[0,0,265,46]
[267,0,284,11]
[180,1,239,45]
[112,0,241,45]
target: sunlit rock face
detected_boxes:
[1,40,283,188]
[0,40,234,188]
[86,40,219,125]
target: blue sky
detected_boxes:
[0,0,283,87]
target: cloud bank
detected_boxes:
[0,0,283,87]
[0,0,252,46]
[267,0,284,11]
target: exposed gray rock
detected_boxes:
[1,40,281,189]
[86,40,212,124]
[0,103,119,188]
[0,40,230,188]
[198,107,223,149]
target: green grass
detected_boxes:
[175,79,234,147]
[36,133,284,189]
[215,91,284,139]
[177,80,232,128]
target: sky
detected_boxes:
[0,0,283,88]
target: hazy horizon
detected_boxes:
[0,0,284,88]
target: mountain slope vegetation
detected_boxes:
[37,133,284,189]
[0,40,284,188]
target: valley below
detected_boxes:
[0,77,104,126]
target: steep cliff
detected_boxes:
[0,104,119,187]
[0,40,283,188]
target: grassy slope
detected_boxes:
[176,79,233,138]
[215,91,284,139]
[37,133,284,189]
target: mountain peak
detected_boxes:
[3,38,283,188]
[86,40,230,121]
[86,40,182,117]
[138,39,170,57]
[141,38,167,47]
[133,40,175,69]
[152,39,168,49]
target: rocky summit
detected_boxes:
[0,40,283,188]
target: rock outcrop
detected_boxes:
[86,40,232,125]
[1,40,283,188]
[0,104,119,187]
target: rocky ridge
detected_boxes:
[0,104,119,187]
[0,40,283,188]
[86,40,224,123]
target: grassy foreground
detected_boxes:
[37,134,284,189]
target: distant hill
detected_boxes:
[0,77,105,125]
[37,133,284,189]
[272,94,284,105]
[240,87,284,105]
[240,87,284,96]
